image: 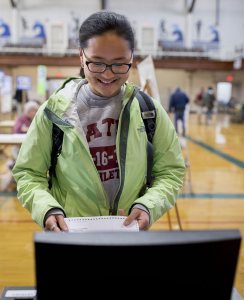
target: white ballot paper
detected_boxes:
[64,216,139,232]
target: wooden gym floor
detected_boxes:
[0,112,244,296]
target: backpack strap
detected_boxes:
[136,90,156,194]
[48,123,64,189]
[137,90,156,143]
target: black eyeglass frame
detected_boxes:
[82,49,132,74]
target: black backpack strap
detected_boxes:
[48,123,64,189]
[136,90,156,193]
[137,90,156,143]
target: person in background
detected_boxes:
[12,88,29,114]
[0,101,40,192]
[203,86,216,125]
[194,87,205,124]
[13,100,40,133]
[169,87,189,136]
[11,100,40,163]
[12,11,185,232]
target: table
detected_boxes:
[0,120,15,133]
[0,134,26,146]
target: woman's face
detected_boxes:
[80,32,133,97]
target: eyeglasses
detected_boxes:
[82,49,132,74]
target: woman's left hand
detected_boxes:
[123,208,150,230]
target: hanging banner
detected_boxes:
[0,75,12,113]
[137,55,160,102]
[217,82,232,104]
[37,65,47,96]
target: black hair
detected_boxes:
[79,66,84,78]
[79,11,135,52]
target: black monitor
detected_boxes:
[34,229,242,300]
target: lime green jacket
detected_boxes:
[12,78,185,228]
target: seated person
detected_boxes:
[0,101,40,191]
[13,100,40,133]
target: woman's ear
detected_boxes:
[79,49,84,67]
[79,49,85,78]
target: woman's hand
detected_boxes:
[45,214,69,232]
[123,208,150,230]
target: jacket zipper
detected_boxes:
[109,87,137,215]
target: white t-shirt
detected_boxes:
[77,83,123,206]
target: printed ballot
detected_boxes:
[64,216,139,232]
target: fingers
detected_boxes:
[45,222,60,232]
[45,214,68,232]
[50,223,60,232]
[124,208,150,231]
[118,208,126,216]
[56,214,69,232]
[123,209,139,226]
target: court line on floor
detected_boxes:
[187,136,244,169]
[0,219,36,223]
[181,220,244,224]
[0,191,17,197]
[180,193,244,199]
[155,220,244,225]
[2,191,244,199]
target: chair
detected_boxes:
[166,202,183,231]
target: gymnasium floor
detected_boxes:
[0,112,244,297]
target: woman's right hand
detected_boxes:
[44,214,69,232]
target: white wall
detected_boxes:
[129,67,244,109]
[1,0,244,59]
[1,0,244,106]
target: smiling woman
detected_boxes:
[12,11,185,234]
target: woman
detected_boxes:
[13,11,185,231]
